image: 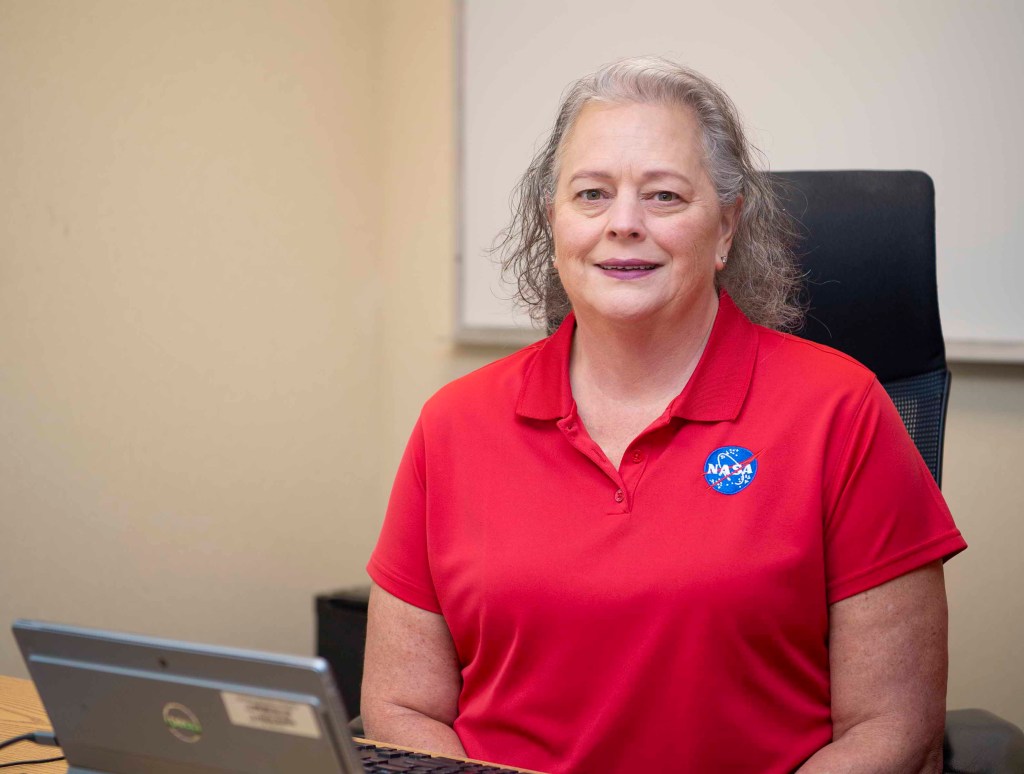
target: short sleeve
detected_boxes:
[823,378,966,604]
[367,417,443,613]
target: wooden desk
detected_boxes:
[0,675,542,773]
[0,675,66,772]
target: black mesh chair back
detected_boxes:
[772,170,950,485]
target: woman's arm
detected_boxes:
[797,560,948,773]
[360,582,466,757]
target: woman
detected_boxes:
[362,57,966,773]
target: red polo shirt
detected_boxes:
[368,293,966,774]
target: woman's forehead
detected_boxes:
[558,101,706,179]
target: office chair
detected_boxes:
[772,171,950,479]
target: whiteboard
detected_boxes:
[456,0,1024,361]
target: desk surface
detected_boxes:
[0,675,542,773]
[0,675,65,772]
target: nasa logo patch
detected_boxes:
[704,446,758,495]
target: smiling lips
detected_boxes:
[596,259,661,279]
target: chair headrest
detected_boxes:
[773,170,947,381]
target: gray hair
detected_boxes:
[494,56,804,332]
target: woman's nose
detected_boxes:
[605,196,646,240]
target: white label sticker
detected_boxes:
[221,692,322,739]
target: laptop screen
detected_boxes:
[13,619,364,774]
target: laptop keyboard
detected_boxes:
[358,742,531,773]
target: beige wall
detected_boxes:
[1,0,1021,731]
[0,0,387,666]
[943,363,1024,726]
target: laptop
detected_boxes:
[13,619,538,773]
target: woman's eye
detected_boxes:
[578,189,603,201]
[653,191,679,202]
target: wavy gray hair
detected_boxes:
[494,56,803,332]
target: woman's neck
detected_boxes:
[569,292,719,407]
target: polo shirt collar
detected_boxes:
[515,291,758,423]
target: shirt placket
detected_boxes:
[556,411,670,515]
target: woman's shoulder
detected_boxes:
[753,325,879,394]
[420,336,550,420]
[744,327,898,455]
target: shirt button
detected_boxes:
[632,451,643,463]
[614,489,624,503]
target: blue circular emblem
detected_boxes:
[703,446,758,495]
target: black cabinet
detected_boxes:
[315,585,370,720]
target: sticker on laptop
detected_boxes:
[703,446,758,495]
[221,691,322,739]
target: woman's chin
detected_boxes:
[577,299,664,326]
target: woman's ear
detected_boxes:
[718,195,743,256]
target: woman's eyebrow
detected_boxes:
[567,169,614,184]
[566,169,694,185]
[640,169,694,186]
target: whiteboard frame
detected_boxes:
[945,340,1024,364]
[452,0,546,349]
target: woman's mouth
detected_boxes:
[597,261,660,279]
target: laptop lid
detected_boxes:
[12,619,365,774]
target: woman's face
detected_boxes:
[549,100,739,328]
